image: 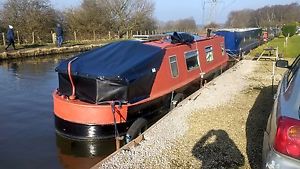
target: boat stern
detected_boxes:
[53,91,128,139]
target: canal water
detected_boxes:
[0,55,115,169]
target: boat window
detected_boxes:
[169,55,179,78]
[205,46,214,62]
[184,50,199,71]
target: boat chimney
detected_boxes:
[207,28,212,37]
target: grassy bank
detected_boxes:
[250,35,300,58]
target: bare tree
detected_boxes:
[64,0,157,38]
[225,3,300,28]
[159,17,197,32]
[0,0,58,43]
[103,0,156,37]
[64,0,111,40]
[225,9,255,28]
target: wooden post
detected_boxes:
[17,31,20,45]
[74,31,77,41]
[108,31,111,40]
[2,33,6,46]
[51,31,56,44]
[32,32,35,44]
[126,31,129,39]
[93,30,96,41]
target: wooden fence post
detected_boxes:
[93,30,96,41]
[32,32,35,44]
[51,31,56,44]
[2,33,6,46]
[17,31,20,45]
[108,31,111,40]
[74,31,77,41]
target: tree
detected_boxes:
[159,17,197,32]
[282,23,297,37]
[103,0,156,37]
[175,17,197,31]
[225,3,300,28]
[204,22,220,29]
[64,0,157,38]
[64,0,111,40]
[0,0,58,43]
[225,9,255,28]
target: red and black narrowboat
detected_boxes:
[53,32,228,141]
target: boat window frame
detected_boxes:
[169,55,179,78]
[184,50,200,71]
[205,45,214,62]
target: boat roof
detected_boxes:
[56,40,165,82]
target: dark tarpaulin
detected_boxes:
[170,32,195,44]
[56,40,165,104]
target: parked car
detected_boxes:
[262,55,300,168]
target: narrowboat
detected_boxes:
[53,32,229,141]
[214,28,262,57]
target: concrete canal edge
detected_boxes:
[0,44,103,60]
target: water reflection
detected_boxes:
[56,133,116,169]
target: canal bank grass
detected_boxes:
[250,35,300,58]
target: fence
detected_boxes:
[0,29,199,46]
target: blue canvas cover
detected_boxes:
[56,40,165,104]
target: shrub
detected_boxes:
[282,23,297,37]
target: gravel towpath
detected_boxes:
[97,60,285,169]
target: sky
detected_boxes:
[50,0,300,24]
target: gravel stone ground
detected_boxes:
[98,59,286,169]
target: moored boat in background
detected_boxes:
[215,28,262,57]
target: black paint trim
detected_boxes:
[55,115,128,140]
